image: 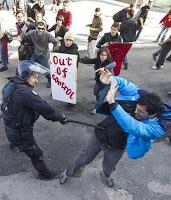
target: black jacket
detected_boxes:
[96,33,122,48]
[10,77,64,130]
[113,8,128,22]
[59,42,80,66]
[48,24,67,39]
[81,57,114,83]
[120,18,137,42]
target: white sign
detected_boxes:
[50,52,77,104]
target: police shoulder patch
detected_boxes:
[32,90,38,95]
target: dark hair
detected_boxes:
[130,2,135,8]
[36,21,45,27]
[111,22,120,30]
[63,0,69,4]
[127,9,134,18]
[97,47,111,59]
[56,15,64,23]
[95,7,100,12]
[137,93,164,115]
[16,10,25,17]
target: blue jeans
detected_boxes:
[94,82,110,111]
[156,25,169,42]
[30,54,50,83]
[0,39,8,66]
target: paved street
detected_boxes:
[0,1,171,200]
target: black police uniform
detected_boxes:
[4,77,65,179]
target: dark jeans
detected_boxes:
[66,134,124,178]
[2,0,9,9]
[135,27,143,41]
[156,44,171,68]
[94,82,110,111]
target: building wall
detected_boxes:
[118,0,171,8]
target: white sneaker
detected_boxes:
[151,66,159,70]
[59,169,70,184]
[152,65,164,70]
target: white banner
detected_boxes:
[50,52,77,104]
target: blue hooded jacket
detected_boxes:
[109,76,165,159]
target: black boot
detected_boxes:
[31,157,56,180]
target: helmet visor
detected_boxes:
[17,60,50,78]
[29,62,50,75]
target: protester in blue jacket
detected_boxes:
[59,69,165,188]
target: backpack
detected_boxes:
[1,80,17,116]
[158,104,171,133]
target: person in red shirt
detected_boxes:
[56,0,72,30]
[154,9,171,42]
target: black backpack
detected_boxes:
[158,104,171,132]
[1,80,17,117]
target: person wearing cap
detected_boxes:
[21,21,60,88]
[59,31,79,62]
[56,0,72,30]
[86,7,103,59]
[1,60,68,180]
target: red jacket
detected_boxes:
[57,9,72,30]
[160,13,171,27]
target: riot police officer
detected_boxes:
[1,60,67,180]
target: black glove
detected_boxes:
[59,114,68,125]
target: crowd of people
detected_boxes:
[0,0,171,189]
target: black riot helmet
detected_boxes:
[17,60,50,81]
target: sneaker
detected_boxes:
[151,66,159,70]
[0,66,8,72]
[160,65,164,69]
[90,109,96,115]
[152,53,157,61]
[99,171,115,188]
[168,91,171,96]
[59,169,70,184]
[153,40,158,43]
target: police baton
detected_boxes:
[67,119,105,130]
